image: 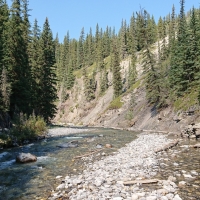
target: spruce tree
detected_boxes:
[29,19,41,113]
[36,18,57,122]
[76,27,85,69]
[169,0,191,95]
[119,20,128,60]
[7,0,32,117]
[139,10,162,105]
[112,41,122,97]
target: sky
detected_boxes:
[7,0,200,42]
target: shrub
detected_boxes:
[10,113,47,144]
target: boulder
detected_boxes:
[195,130,200,137]
[56,140,78,148]
[189,135,196,139]
[105,144,112,148]
[193,123,200,130]
[193,143,200,148]
[16,153,37,163]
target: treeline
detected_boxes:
[0,0,57,128]
[1,0,200,129]
[55,0,200,110]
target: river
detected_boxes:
[0,127,138,200]
[0,128,199,200]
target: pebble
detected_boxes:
[48,134,181,200]
[173,194,182,200]
[131,194,139,200]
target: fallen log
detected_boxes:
[155,140,179,153]
[74,148,104,159]
[123,179,159,185]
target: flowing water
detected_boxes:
[155,137,200,200]
[0,128,200,200]
[0,127,138,200]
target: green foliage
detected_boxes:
[125,110,133,120]
[34,18,57,122]
[108,96,123,110]
[174,89,198,111]
[0,113,47,147]
[111,41,123,97]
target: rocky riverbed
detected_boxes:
[49,133,185,200]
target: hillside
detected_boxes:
[53,46,200,133]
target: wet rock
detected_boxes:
[56,140,78,148]
[105,144,112,148]
[96,144,103,149]
[16,153,37,163]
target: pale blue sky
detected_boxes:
[7,0,200,42]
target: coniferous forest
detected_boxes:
[1,0,200,144]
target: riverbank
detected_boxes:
[48,133,182,200]
[47,127,94,137]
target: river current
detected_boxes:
[0,128,199,200]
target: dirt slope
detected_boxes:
[54,41,200,132]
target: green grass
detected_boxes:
[123,79,142,96]
[173,89,199,111]
[73,69,82,78]
[73,55,112,80]
[104,56,111,68]
[73,62,97,79]
[108,96,123,110]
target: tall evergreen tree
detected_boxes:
[76,27,85,69]
[36,18,57,121]
[7,0,32,117]
[111,41,122,97]
[169,0,192,95]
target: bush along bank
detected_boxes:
[0,113,47,148]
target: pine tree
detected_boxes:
[100,64,108,94]
[139,10,162,105]
[119,19,128,59]
[168,5,176,53]
[128,54,137,88]
[76,27,85,69]
[29,19,41,113]
[0,0,9,113]
[128,13,137,55]
[36,18,57,122]
[7,0,32,117]
[169,0,191,95]
[103,26,111,58]
[112,41,122,97]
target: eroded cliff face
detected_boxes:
[53,52,200,133]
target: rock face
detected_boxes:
[16,153,37,163]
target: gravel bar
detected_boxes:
[48,133,182,200]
